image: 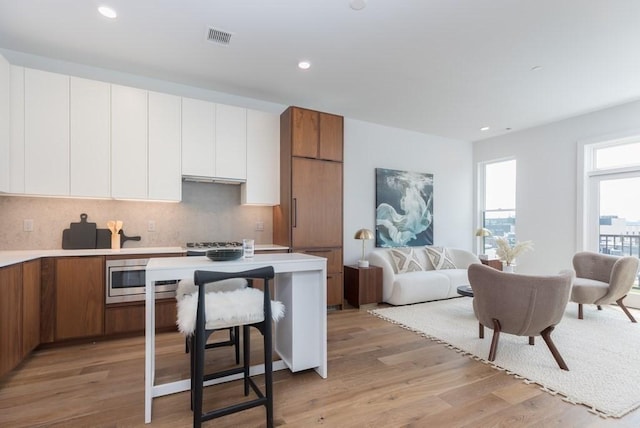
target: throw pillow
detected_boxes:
[425,246,457,270]
[389,247,423,274]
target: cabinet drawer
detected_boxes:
[105,299,177,335]
[298,248,342,273]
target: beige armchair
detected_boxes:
[468,264,574,370]
[571,251,640,323]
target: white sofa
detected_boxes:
[369,246,480,305]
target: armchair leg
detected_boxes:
[540,326,568,371]
[529,336,534,345]
[597,305,602,311]
[488,319,501,362]
[616,296,637,323]
[479,323,484,339]
[578,303,584,320]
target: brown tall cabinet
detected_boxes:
[274,106,344,307]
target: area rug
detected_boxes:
[370,297,640,418]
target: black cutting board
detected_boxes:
[61,214,97,249]
[95,229,113,249]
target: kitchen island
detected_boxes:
[144,252,327,423]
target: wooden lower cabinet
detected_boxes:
[0,264,22,378]
[105,299,177,335]
[326,273,344,307]
[22,259,41,355]
[56,256,104,340]
[298,248,343,308]
[0,260,41,379]
[40,256,105,342]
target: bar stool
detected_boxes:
[177,266,284,428]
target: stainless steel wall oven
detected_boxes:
[106,258,178,304]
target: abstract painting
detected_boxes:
[375,168,434,247]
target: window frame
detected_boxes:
[477,158,516,255]
[579,132,640,303]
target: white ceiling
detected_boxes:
[1,0,640,142]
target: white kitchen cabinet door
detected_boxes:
[111,84,148,199]
[215,104,247,181]
[0,54,9,192]
[9,66,24,194]
[241,109,280,205]
[24,68,70,196]
[148,91,181,201]
[181,97,215,178]
[70,77,111,198]
[9,65,24,194]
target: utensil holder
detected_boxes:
[111,233,120,250]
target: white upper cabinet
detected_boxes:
[70,77,111,198]
[148,91,181,201]
[111,84,148,200]
[242,109,280,205]
[182,99,248,182]
[9,66,25,194]
[0,54,9,192]
[24,68,70,196]
[181,97,215,178]
[215,104,247,181]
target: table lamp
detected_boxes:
[475,227,492,258]
[354,228,374,267]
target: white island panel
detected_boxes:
[144,252,327,423]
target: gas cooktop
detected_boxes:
[185,241,242,249]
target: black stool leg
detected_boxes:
[189,335,195,411]
[243,324,251,396]
[265,320,274,428]
[234,326,241,364]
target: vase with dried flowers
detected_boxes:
[495,237,534,272]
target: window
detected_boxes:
[478,159,516,255]
[584,138,640,293]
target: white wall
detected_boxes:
[474,99,640,274]
[344,119,474,265]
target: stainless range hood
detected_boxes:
[182,175,245,185]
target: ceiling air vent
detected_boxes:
[206,27,232,45]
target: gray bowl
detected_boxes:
[205,248,243,261]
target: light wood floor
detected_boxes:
[1,307,638,427]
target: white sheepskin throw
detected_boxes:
[177,287,285,335]
[175,278,248,301]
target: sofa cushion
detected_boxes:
[425,246,457,269]
[389,247,424,273]
[390,271,452,304]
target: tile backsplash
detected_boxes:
[0,181,273,250]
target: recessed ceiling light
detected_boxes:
[480,126,490,131]
[98,6,117,19]
[350,0,367,10]
[298,61,311,70]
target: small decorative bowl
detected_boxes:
[205,248,244,261]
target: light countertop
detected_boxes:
[0,244,289,268]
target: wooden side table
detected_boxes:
[344,265,383,308]
[480,258,503,271]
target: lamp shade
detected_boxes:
[354,228,374,267]
[354,228,374,240]
[475,228,491,237]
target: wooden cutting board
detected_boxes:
[61,213,97,249]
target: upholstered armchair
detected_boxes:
[571,251,640,323]
[468,264,574,370]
